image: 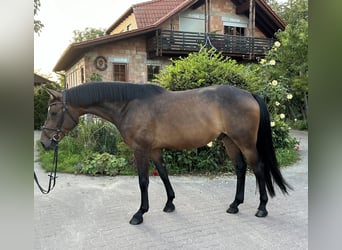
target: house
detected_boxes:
[34,73,54,86]
[53,0,285,88]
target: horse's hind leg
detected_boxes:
[151,149,175,212]
[252,161,268,217]
[222,136,247,214]
[129,150,150,225]
[242,148,269,217]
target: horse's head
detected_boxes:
[40,88,79,150]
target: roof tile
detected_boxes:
[133,0,187,28]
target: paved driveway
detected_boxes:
[34,130,308,250]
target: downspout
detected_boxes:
[208,0,211,34]
[205,0,208,34]
[249,0,255,60]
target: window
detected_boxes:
[113,63,127,81]
[224,26,245,36]
[80,67,85,83]
[147,65,160,82]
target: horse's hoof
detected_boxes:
[226,206,239,214]
[255,209,268,217]
[129,215,143,225]
[163,203,175,213]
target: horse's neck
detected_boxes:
[78,102,125,126]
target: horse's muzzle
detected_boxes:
[40,139,57,151]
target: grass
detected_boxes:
[37,141,85,174]
[276,147,300,167]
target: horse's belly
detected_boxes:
[152,101,224,149]
[155,127,219,150]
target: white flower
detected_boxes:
[269,59,276,66]
[207,141,213,147]
[270,121,275,127]
[274,41,281,48]
[287,94,293,100]
[280,113,285,119]
[260,59,266,65]
[271,80,278,86]
[275,101,280,106]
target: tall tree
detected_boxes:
[71,27,106,42]
[34,0,44,35]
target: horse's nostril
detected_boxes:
[40,141,47,150]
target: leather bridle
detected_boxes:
[41,91,78,144]
[34,91,78,194]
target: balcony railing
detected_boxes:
[147,30,274,59]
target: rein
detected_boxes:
[34,145,58,194]
[34,91,77,194]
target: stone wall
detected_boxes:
[65,36,171,86]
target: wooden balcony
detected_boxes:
[147,30,274,60]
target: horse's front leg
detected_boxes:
[129,150,150,225]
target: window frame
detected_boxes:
[113,63,127,82]
[147,65,160,82]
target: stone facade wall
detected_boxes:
[110,13,137,35]
[209,0,265,37]
[65,36,171,85]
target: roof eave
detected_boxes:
[256,0,285,30]
[54,27,158,72]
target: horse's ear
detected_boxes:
[45,88,62,100]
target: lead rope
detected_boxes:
[34,144,58,194]
[199,34,217,58]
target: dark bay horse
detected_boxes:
[40,82,291,225]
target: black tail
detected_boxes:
[252,94,292,197]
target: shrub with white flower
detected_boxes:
[274,41,281,48]
[271,80,278,86]
[269,59,276,65]
[255,55,298,149]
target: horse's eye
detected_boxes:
[48,106,58,116]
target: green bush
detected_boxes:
[34,83,62,129]
[70,118,119,155]
[38,118,134,175]
[155,47,248,90]
[163,139,234,175]
[37,140,85,173]
[254,73,298,149]
[79,152,129,176]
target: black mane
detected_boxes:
[64,82,165,106]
